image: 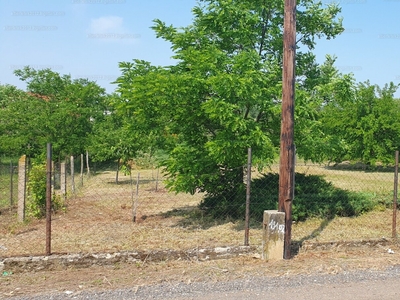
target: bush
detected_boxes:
[200,173,377,222]
[27,163,64,218]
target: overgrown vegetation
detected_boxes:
[200,173,378,222]
[27,163,64,218]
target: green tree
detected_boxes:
[320,80,400,165]
[114,0,344,214]
[0,83,50,157]
[87,93,142,181]
[295,55,357,163]
[1,67,108,160]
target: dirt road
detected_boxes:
[6,267,400,299]
[3,245,400,299]
[169,274,400,300]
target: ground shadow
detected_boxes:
[291,217,334,256]
[152,172,377,232]
[156,205,335,259]
[157,206,239,230]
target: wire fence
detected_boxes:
[0,154,399,258]
[0,160,18,211]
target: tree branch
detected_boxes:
[244,104,250,119]
[256,111,263,122]
[258,1,273,57]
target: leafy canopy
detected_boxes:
[320,79,400,165]
[114,0,344,196]
[0,67,107,160]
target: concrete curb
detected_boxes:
[0,246,258,273]
[1,238,396,273]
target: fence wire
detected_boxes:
[0,160,18,211]
[0,156,399,258]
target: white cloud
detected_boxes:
[89,16,124,33]
[87,16,140,43]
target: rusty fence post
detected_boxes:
[393,150,398,238]
[10,162,14,207]
[80,153,84,187]
[244,147,252,246]
[46,143,52,256]
[132,172,140,222]
[70,156,75,196]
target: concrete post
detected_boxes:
[17,155,27,222]
[262,210,285,260]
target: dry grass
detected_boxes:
[292,210,395,242]
[0,165,399,259]
[1,164,400,299]
[268,162,395,193]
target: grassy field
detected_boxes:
[0,163,398,258]
[268,162,395,194]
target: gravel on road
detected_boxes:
[6,265,400,300]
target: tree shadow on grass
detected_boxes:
[248,173,376,256]
[157,173,378,242]
[291,217,334,256]
[201,173,377,223]
[159,206,239,230]
[159,206,335,257]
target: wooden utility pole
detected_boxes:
[279,0,296,259]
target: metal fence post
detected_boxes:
[70,156,75,195]
[46,143,52,256]
[80,153,84,187]
[132,172,140,222]
[393,150,398,238]
[10,162,14,207]
[244,147,252,246]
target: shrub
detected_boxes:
[200,173,377,222]
[27,163,64,218]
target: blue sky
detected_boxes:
[0,0,399,96]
